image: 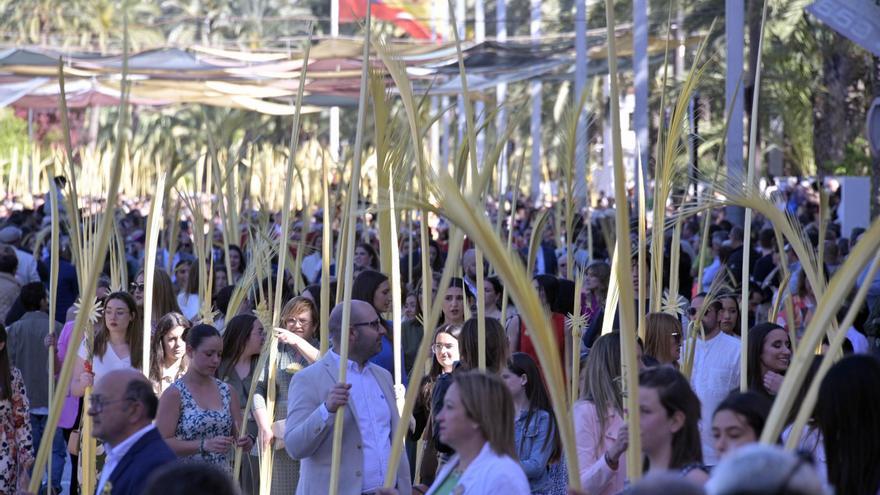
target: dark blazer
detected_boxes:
[107,427,176,495]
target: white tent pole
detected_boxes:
[330,0,340,164]
[725,0,745,226]
[575,0,588,201]
[530,0,542,203]
[633,0,649,191]
[497,0,508,192]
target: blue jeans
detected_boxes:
[29,414,67,491]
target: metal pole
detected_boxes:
[575,0,588,201]
[530,0,542,202]
[497,0,509,192]
[634,0,649,195]
[475,0,485,168]
[725,0,745,226]
[330,0,340,164]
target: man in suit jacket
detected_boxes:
[285,300,412,495]
[91,369,176,495]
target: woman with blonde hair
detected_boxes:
[252,296,320,494]
[426,371,530,494]
[643,312,682,368]
[573,333,627,495]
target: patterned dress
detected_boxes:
[254,342,311,495]
[172,377,234,471]
[0,367,34,494]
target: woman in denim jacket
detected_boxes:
[501,352,561,494]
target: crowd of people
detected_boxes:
[0,176,879,495]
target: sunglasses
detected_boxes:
[352,318,383,329]
[130,282,145,292]
[687,307,698,316]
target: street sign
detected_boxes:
[806,0,880,57]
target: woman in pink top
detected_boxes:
[573,333,628,495]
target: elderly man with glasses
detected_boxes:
[90,369,176,495]
[285,300,411,495]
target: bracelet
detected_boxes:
[604,451,619,470]
[199,438,205,455]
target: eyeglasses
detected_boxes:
[286,317,313,328]
[89,395,134,413]
[130,282,144,293]
[432,343,456,353]
[352,318,383,329]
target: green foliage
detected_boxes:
[0,109,28,157]
[830,137,872,177]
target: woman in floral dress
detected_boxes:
[156,324,253,471]
[0,323,34,493]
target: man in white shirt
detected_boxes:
[689,293,741,466]
[91,369,175,495]
[285,300,411,495]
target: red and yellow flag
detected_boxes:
[340,0,435,39]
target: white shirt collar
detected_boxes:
[328,349,373,373]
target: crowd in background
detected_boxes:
[0,176,879,495]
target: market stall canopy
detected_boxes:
[0,32,701,114]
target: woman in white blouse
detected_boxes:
[71,292,142,396]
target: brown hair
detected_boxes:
[452,371,518,458]
[137,268,182,324]
[639,366,703,469]
[580,332,623,438]
[149,312,191,384]
[458,317,508,373]
[280,296,319,342]
[95,292,143,370]
[644,312,681,367]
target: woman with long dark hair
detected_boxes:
[815,355,880,494]
[0,323,33,493]
[156,324,253,471]
[352,269,409,381]
[149,312,191,394]
[746,322,792,399]
[218,315,265,493]
[711,391,772,460]
[506,275,566,370]
[72,292,143,396]
[501,352,561,493]
[426,318,509,483]
[637,366,707,484]
[718,292,742,337]
[133,268,182,331]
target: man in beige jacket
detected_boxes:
[285,300,411,495]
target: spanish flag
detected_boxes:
[340,0,435,39]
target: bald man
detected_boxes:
[285,300,411,495]
[90,369,175,495]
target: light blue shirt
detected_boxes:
[319,350,392,493]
